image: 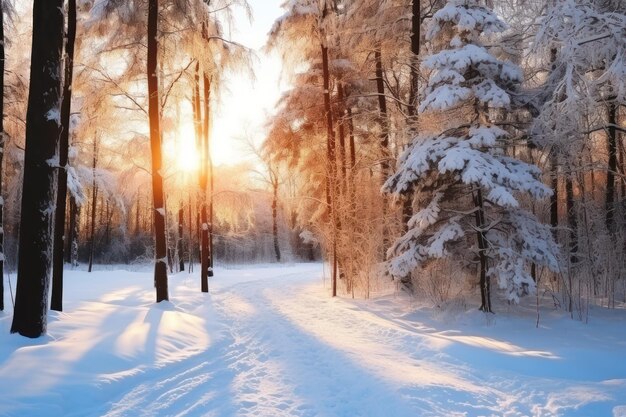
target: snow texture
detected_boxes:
[1,264,625,417]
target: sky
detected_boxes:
[210,0,286,166]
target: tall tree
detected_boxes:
[148,0,169,302]
[201,69,212,291]
[11,0,64,337]
[51,0,77,312]
[177,204,184,271]
[87,136,98,273]
[0,0,6,312]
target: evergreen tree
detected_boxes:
[383,0,559,310]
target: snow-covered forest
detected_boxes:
[0,0,625,416]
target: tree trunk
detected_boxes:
[550,152,559,241]
[178,205,184,271]
[51,0,77,312]
[321,42,337,297]
[199,74,209,292]
[88,138,97,273]
[374,47,391,259]
[337,83,347,193]
[374,48,390,180]
[566,175,578,263]
[11,0,64,337]
[200,204,209,292]
[402,0,421,235]
[188,194,193,272]
[272,172,281,262]
[69,195,79,267]
[474,188,492,313]
[408,0,420,117]
[203,71,214,278]
[148,0,168,302]
[209,164,214,276]
[606,102,617,231]
[104,199,111,247]
[0,0,5,312]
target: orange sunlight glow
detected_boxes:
[177,123,201,173]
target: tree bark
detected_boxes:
[474,188,492,313]
[321,42,337,297]
[374,48,390,180]
[565,175,578,263]
[11,0,64,337]
[148,0,168,302]
[402,0,421,235]
[606,102,617,231]
[203,71,214,279]
[550,152,559,241]
[51,0,77,312]
[88,137,98,273]
[188,194,193,272]
[199,72,210,292]
[0,0,5,312]
[200,204,209,292]
[337,83,347,193]
[178,205,184,271]
[271,170,281,262]
[69,195,79,267]
[408,0,420,117]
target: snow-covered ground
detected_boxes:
[0,263,625,417]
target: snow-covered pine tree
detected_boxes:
[383,0,559,311]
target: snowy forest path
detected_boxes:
[95,265,584,417]
[1,264,625,417]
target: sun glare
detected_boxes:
[177,124,201,173]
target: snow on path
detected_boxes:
[1,263,625,417]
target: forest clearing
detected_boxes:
[0,0,625,415]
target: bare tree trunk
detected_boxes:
[0,0,5,312]
[474,188,492,313]
[374,48,390,180]
[209,161,214,276]
[566,175,578,263]
[200,204,209,292]
[402,0,422,235]
[88,137,98,273]
[199,73,210,292]
[271,171,281,262]
[606,102,617,231]
[69,195,79,267]
[550,152,559,241]
[188,194,193,272]
[178,204,184,271]
[321,41,337,297]
[11,0,64,337]
[408,0,420,117]
[374,47,391,259]
[203,71,214,279]
[51,0,77,312]
[148,0,168,302]
[337,83,347,193]
[104,199,111,246]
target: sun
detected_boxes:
[176,123,201,173]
